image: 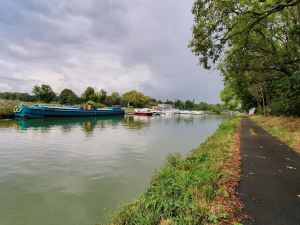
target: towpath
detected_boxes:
[239,117,300,225]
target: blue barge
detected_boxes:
[14,105,125,119]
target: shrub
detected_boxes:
[0,100,17,118]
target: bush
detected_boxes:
[0,100,17,118]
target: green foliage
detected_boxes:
[86,100,96,105]
[191,0,300,116]
[174,99,223,111]
[164,99,174,105]
[184,100,194,110]
[105,92,121,106]
[0,92,36,102]
[221,87,240,111]
[121,90,151,108]
[0,99,16,118]
[58,89,80,105]
[97,89,107,104]
[81,87,98,102]
[110,118,240,224]
[32,84,57,103]
[2,85,228,112]
[175,99,184,109]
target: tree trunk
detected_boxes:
[260,86,266,116]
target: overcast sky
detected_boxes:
[0,0,223,103]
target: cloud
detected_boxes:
[0,0,223,102]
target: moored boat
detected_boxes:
[179,110,193,114]
[14,105,125,119]
[150,109,162,115]
[133,108,153,116]
[192,110,204,115]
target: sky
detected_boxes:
[0,0,223,103]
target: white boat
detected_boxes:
[163,110,178,115]
[150,109,162,115]
[179,110,193,114]
[172,109,180,114]
[192,111,204,115]
[134,108,153,116]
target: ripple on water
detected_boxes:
[0,115,226,225]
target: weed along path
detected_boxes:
[239,118,300,225]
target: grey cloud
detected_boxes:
[0,0,223,102]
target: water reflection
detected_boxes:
[0,115,226,225]
[0,115,227,134]
[123,116,150,130]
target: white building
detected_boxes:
[157,104,173,110]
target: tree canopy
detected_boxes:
[58,89,80,105]
[191,0,300,115]
[121,90,151,108]
[81,87,98,102]
[32,84,57,103]
[105,92,121,106]
[1,84,227,113]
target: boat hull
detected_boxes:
[133,112,153,116]
[15,105,125,119]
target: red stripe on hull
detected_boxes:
[133,112,153,116]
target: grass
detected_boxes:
[251,115,300,153]
[108,117,242,225]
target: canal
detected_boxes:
[0,115,226,225]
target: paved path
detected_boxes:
[239,118,300,225]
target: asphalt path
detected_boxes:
[239,118,300,225]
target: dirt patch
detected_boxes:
[209,124,246,224]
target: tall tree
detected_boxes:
[105,92,121,106]
[97,89,107,104]
[190,0,300,115]
[121,90,151,108]
[58,89,79,105]
[81,87,98,102]
[32,84,57,103]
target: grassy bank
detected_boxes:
[109,117,242,225]
[251,115,300,154]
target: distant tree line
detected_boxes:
[190,0,300,116]
[0,92,37,102]
[0,84,226,113]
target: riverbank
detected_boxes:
[108,117,242,224]
[0,100,17,119]
[251,115,300,153]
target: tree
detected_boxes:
[197,102,209,111]
[164,99,174,105]
[105,92,121,106]
[81,87,98,102]
[58,89,79,105]
[32,84,57,103]
[121,90,151,108]
[190,0,300,69]
[184,100,194,110]
[0,92,37,102]
[175,99,184,109]
[190,0,300,115]
[220,87,240,110]
[97,89,107,104]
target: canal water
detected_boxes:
[0,115,226,225]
